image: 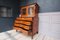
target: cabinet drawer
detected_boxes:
[14,27,20,30]
[15,20,20,23]
[14,23,31,30]
[14,27,32,35]
[16,17,32,21]
[14,24,20,26]
[21,29,29,35]
[19,28,32,35]
[19,21,31,25]
[19,25,31,30]
[15,20,31,25]
[22,26,31,30]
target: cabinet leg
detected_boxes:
[16,30,18,32]
[31,36,33,40]
[37,32,38,34]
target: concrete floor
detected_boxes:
[0,30,59,40]
[0,30,39,40]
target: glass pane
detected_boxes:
[28,7,34,15]
[22,8,26,15]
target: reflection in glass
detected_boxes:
[22,8,26,15]
[28,7,34,17]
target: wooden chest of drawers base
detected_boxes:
[13,16,38,39]
[14,27,38,36]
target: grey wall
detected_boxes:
[19,0,27,6]
[0,0,18,32]
[20,0,60,13]
[37,0,60,13]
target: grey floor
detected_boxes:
[0,30,39,40]
[0,30,58,40]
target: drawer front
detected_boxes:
[21,29,32,35]
[14,27,32,35]
[21,28,29,35]
[15,20,31,25]
[15,24,31,30]
[14,23,31,30]
[19,21,31,25]
[15,20,20,23]
[16,17,32,21]
[14,27,30,35]
[14,27,21,31]
[14,24,20,26]
[20,28,32,35]
[22,26,31,30]
[20,25,31,30]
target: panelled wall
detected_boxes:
[0,0,18,32]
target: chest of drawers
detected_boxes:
[13,3,39,39]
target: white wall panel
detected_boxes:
[39,12,60,40]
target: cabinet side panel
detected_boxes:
[32,15,38,35]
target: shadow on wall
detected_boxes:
[0,17,14,33]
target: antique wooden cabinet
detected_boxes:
[13,3,39,38]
